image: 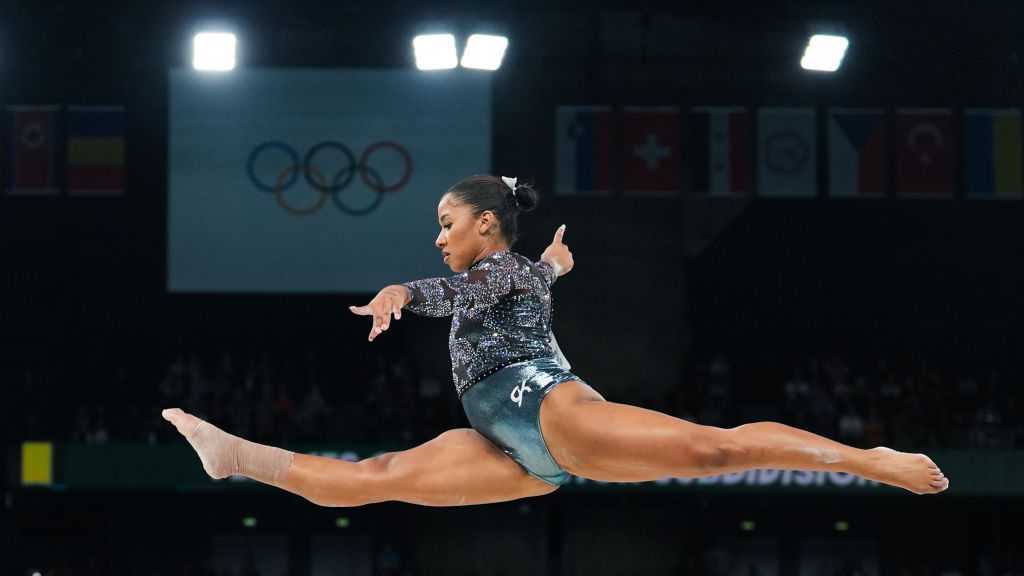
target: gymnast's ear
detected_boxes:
[478,210,498,235]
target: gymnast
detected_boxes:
[163,174,949,506]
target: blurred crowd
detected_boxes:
[8,347,1022,451]
[674,352,1022,451]
[9,345,462,448]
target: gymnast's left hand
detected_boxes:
[541,224,574,277]
[349,285,410,342]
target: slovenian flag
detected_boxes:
[689,106,749,196]
[828,108,886,197]
[66,105,125,196]
[964,108,1022,199]
[7,106,60,196]
[555,106,612,195]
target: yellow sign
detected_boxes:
[21,442,53,486]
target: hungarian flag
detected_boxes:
[66,106,125,196]
[689,107,749,196]
[964,108,1021,199]
[7,106,59,196]
[895,108,954,197]
[828,108,886,197]
[622,106,680,196]
[757,107,817,197]
[554,106,612,195]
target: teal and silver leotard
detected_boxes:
[402,250,582,485]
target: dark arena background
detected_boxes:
[3,0,1024,574]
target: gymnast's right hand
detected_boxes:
[349,285,410,342]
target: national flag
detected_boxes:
[689,106,749,196]
[622,106,680,196]
[555,106,612,195]
[964,108,1021,199]
[828,108,886,197]
[66,105,125,196]
[895,108,954,197]
[758,107,817,197]
[7,106,59,196]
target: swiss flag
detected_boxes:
[895,109,954,197]
[623,107,681,196]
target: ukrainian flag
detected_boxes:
[66,105,125,196]
[965,109,1022,198]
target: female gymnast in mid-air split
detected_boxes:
[164,174,949,506]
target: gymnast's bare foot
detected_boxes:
[162,408,240,479]
[861,446,949,495]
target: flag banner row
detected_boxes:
[554,106,1023,199]
[4,105,126,197]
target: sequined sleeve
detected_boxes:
[534,260,558,287]
[402,267,514,318]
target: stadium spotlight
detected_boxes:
[800,34,848,72]
[460,34,509,70]
[193,32,237,72]
[413,34,458,70]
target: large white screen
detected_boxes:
[168,69,491,293]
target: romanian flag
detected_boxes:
[66,106,125,196]
[964,108,1022,199]
[7,106,59,196]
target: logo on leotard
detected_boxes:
[510,383,534,407]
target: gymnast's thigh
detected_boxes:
[382,428,559,506]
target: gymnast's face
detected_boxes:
[435,193,499,273]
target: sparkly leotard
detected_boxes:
[402,250,559,398]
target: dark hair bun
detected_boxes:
[512,182,540,213]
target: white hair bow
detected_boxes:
[501,175,518,197]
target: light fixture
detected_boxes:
[460,34,508,70]
[193,32,237,72]
[413,34,458,70]
[800,34,849,72]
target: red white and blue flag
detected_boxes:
[689,106,749,196]
[828,108,887,197]
[555,106,612,195]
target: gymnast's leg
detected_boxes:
[162,408,557,507]
[538,382,949,495]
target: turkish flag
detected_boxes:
[895,109,954,197]
[8,106,59,195]
[623,107,681,196]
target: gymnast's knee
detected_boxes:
[688,427,750,471]
[304,453,396,508]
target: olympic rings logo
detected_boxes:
[246,140,413,216]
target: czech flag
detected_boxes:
[828,108,886,197]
